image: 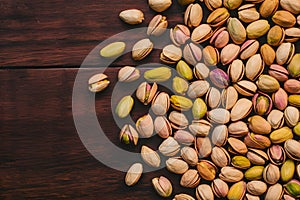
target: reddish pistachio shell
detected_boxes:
[268,64,289,82]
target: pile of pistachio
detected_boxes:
[88,0,300,199]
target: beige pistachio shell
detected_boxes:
[132,38,153,61]
[125,163,143,186]
[118,66,140,82]
[196,184,214,200]
[147,15,168,36]
[119,9,144,25]
[152,176,173,197]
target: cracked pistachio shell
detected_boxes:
[195,137,212,158]
[265,183,284,200]
[280,0,300,14]
[238,4,260,23]
[281,159,295,182]
[248,115,271,134]
[136,82,158,105]
[247,181,267,196]
[288,54,300,78]
[115,95,134,118]
[270,126,293,144]
[174,130,194,145]
[193,63,210,80]
[207,7,230,27]
[269,64,289,82]
[144,67,172,82]
[188,80,210,99]
[207,108,230,124]
[245,166,264,180]
[228,121,249,138]
[147,15,168,37]
[152,176,173,198]
[125,163,143,186]
[260,44,276,66]
[191,24,213,44]
[132,38,153,61]
[173,193,195,200]
[268,145,286,165]
[247,148,268,165]
[240,40,260,60]
[136,114,154,138]
[141,145,160,167]
[220,167,244,182]
[284,139,300,161]
[211,146,231,167]
[272,10,296,28]
[244,133,271,149]
[209,69,230,89]
[196,184,214,200]
[197,160,217,181]
[227,18,246,44]
[289,95,300,108]
[228,59,245,83]
[285,28,300,43]
[267,25,285,47]
[285,179,300,198]
[245,54,264,81]
[154,116,172,139]
[160,44,182,64]
[224,0,243,10]
[180,169,201,188]
[120,124,139,145]
[166,158,189,174]
[100,42,126,58]
[183,43,202,66]
[221,43,240,65]
[256,75,280,93]
[170,95,193,111]
[252,92,272,116]
[293,122,300,136]
[276,42,295,65]
[263,163,280,185]
[181,146,198,166]
[267,109,285,129]
[173,77,189,95]
[170,25,190,46]
[148,0,172,12]
[221,86,238,110]
[151,92,170,116]
[211,125,228,147]
[203,45,220,66]
[189,120,212,137]
[159,137,180,157]
[284,106,299,127]
[231,98,253,121]
[232,156,251,169]
[88,73,110,93]
[284,79,300,94]
[228,137,248,155]
[246,20,270,39]
[169,111,189,130]
[204,0,222,11]
[118,66,140,82]
[192,98,207,120]
[259,0,279,18]
[119,9,144,25]
[212,178,229,198]
[210,27,229,49]
[184,3,203,28]
[205,87,221,109]
[227,181,246,200]
[176,60,193,81]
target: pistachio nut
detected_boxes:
[173,77,189,95]
[184,3,203,28]
[272,10,296,28]
[170,24,190,46]
[192,98,207,120]
[115,95,134,118]
[196,184,214,200]
[211,179,229,198]
[246,181,267,195]
[244,133,271,149]
[238,4,260,23]
[252,92,272,116]
[284,179,300,198]
[284,139,300,161]
[166,157,189,174]
[181,146,198,166]
[147,15,168,37]
[174,130,194,145]
[118,66,140,82]
[207,7,230,27]
[268,145,286,165]
[284,106,299,127]
[263,163,280,185]
[260,44,276,66]
[195,136,212,158]
[148,0,172,12]
[154,116,172,139]
[88,73,110,93]
[183,43,202,66]
[231,156,251,169]
[203,45,220,66]
[227,59,245,83]
[191,24,213,44]
[288,54,300,78]
[285,27,300,43]
[207,108,230,124]
[245,54,264,81]
[267,109,285,129]
[211,146,231,167]
[293,122,300,136]
[247,148,269,165]
[268,64,289,82]
[281,159,295,182]
[283,194,296,200]
[240,40,260,60]
[151,92,170,115]
[220,166,244,182]
[276,42,295,65]
[284,79,300,94]
[120,124,139,145]
[159,137,180,157]
[224,0,243,10]
[246,20,270,39]
[245,166,264,180]
[256,75,280,93]
[178,0,195,6]
[248,115,271,134]
[280,0,300,14]
[160,44,182,64]
[197,160,217,181]
[265,183,284,200]
[209,69,230,88]
[170,95,193,111]
[234,80,257,96]
[193,63,210,80]
[119,9,144,25]
[210,27,229,49]
[180,169,201,188]
[152,176,173,198]
[289,95,300,107]
[244,194,260,200]
[169,111,189,129]
[211,125,228,147]
[220,43,240,65]
[267,25,285,47]
[136,82,158,105]
[204,0,222,11]
[231,98,253,121]
[132,38,153,61]
[227,18,246,44]
[187,80,210,99]
[228,121,249,138]
[204,90,221,111]
[144,67,172,82]
[125,163,143,186]
[176,60,193,81]
[259,0,279,18]
[227,137,248,155]
[173,193,195,200]
[136,114,154,138]
[141,145,160,167]
[221,86,238,110]
[227,181,246,200]
[100,42,126,58]
[270,126,293,144]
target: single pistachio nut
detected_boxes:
[289,95,300,107]
[118,66,140,82]
[234,80,258,96]
[170,95,193,111]
[281,159,295,182]
[276,42,295,65]
[238,4,260,23]
[174,130,194,145]
[207,7,230,27]
[136,82,158,105]
[263,163,280,185]
[176,60,193,81]
[244,133,271,149]
[220,43,240,65]
[284,139,300,161]
[160,44,182,64]
[220,166,244,183]
[248,115,271,134]
[240,40,260,60]
[268,145,286,165]
[125,163,143,186]
[267,109,285,129]
[183,43,202,66]
[193,63,210,80]
[206,87,221,109]
[211,179,229,198]
[154,116,172,139]
[173,77,189,95]
[197,160,217,181]
[115,95,134,118]
[227,59,245,83]
[159,137,180,157]
[141,145,160,167]
[147,15,168,37]
[231,156,251,169]
[272,10,296,28]
[173,193,195,200]
[265,183,284,200]
[284,179,300,198]
[166,158,189,174]
[259,0,279,18]
[288,54,300,78]
[283,194,296,200]
[119,9,144,25]
[211,125,228,147]
[181,146,198,166]
[195,136,212,158]
[280,0,300,14]
[151,92,170,116]
[144,67,172,82]
[231,98,253,121]
[203,45,220,66]
[270,126,293,144]
[284,79,300,94]
[252,92,272,116]
[178,0,195,6]
[245,193,260,200]
[293,122,300,136]
[227,137,248,155]
[224,0,243,10]
[204,0,222,10]
[148,0,172,12]
[100,42,126,58]
[260,44,276,66]
[88,73,110,93]
[256,75,280,93]
[170,24,190,46]
[245,54,264,81]
[136,114,154,138]
[247,148,269,165]
[227,18,246,44]
[209,68,230,88]
[184,3,203,28]
[210,27,229,49]
[169,111,189,129]
[267,25,285,47]
[196,184,214,200]
[269,64,289,82]
[211,146,231,167]
[227,181,246,200]
[132,38,153,61]
[246,20,270,39]
[192,98,207,120]
[285,27,300,43]
[228,121,249,138]
[120,124,139,145]
[207,108,230,124]
[152,176,173,198]
[247,181,267,196]
[245,166,264,180]
[187,80,210,99]
[284,106,299,127]
[221,86,238,110]
[191,24,213,44]
[180,169,201,188]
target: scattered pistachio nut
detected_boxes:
[154,116,172,139]
[125,163,143,186]
[148,0,172,12]
[136,114,154,138]
[118,66,140,82]
[144,67,172,82]
[100,41,126,58]
[166,157,189,174]
[147,15,168,37]
[159,137,180,157]
[141,145,160,168]
[196,184,214,200]
[184,3,203,28]
[88,73,110,93]
[152,176,173,197]
[180,169,201,188]
[119,9,144,25]
[136,82,158,105]
[115,95,134,118]
[120,124,139,145]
